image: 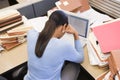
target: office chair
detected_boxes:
[0,76,8,80]
[12,63,27,80]
[77,64,95,80]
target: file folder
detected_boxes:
[92,19,120,53]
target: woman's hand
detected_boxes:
[65,25,79,40]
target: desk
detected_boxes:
[0,41,107,78]
[0,42,27,74]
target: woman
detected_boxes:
[24,10,84,80]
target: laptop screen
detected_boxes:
[67,13,89,38]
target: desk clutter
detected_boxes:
[0,0,119,79]
[0,10,32,51]
[0,10,23,33]
[35,0,118,79]
[96,50,120,80]
[88,19,120,80]
[88,18,120,65]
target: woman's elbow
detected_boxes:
[80,56,84,63]
[79,52,84,63]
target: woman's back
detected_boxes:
[24,29,83,80]
[24,10,84,80]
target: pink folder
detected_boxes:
[92,19,120,53]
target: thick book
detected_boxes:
[0,10,20,21]
[0,15,21,25]
[0,21,23,33]
[0,16,22,27]
[0,34,26,50]
[7,26,32,36]
[2,42,21,50]
[92,19,120,53]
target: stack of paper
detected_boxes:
[88,18,120,66]
[76,8,113,27]
[0,10,23,33]
[96,50,120,80]
[88,32,109,67]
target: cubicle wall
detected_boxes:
[33,0,59,17]
[17,0,59,19]
[17,0,120,19]
[0,0,58,19]
[18,4,35,19]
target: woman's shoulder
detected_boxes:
[28,29,38,33]
[27,29,39,36]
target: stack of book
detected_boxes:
[0,10,23,33]
[0,10,32,50]
[0,25,32,50]
[0,34,26,50]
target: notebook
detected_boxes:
[61,11,89,47]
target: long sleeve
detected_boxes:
[62,39,84,63]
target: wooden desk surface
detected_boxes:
[0,41,107,78]
[0,42,28,74]
[81,46,108,79]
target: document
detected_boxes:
[26,16,48,32]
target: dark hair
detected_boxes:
[35,10,68,57]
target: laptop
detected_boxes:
[61,11,89,47]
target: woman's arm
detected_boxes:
[64,25,79,40]
[64,25,84,61]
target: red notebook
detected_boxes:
[92,19,120,53]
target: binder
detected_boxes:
[92,19,120,53]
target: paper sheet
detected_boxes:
[25,16,48,32]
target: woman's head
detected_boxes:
[48,10,68,38]
[49,10,68,27]
[35,10,68,57]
